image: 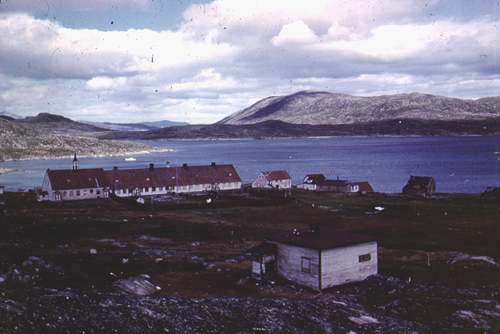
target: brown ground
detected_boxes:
[0,190,499,333]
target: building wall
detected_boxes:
[320,242,378,289]
[59,187,106,201]
[253,175,292,189]
[275,243,320,290]
[296,184,317,191]
[113,181,241,197]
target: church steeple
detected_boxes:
[72,153,79,171]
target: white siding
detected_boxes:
[320,242,378,289]
[275,243,320,290]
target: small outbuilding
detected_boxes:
[253,229,378,290]
[252,170,292,189]
[348,181,374,194]
[403,176,436,196]
[296,174,327,191]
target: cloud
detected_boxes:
[0,1,499,124]
[0,13,236,80]
[272,21,319,46]
[0,0,151,12]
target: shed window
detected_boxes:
[301,257,311,273]
[359,254,371,262]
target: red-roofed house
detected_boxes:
[252,170,292,189]
[40,168,109,201]
[107,163,242,197]
[39,160,242,201]
[347,181,374,194]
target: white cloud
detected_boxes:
[272,21,319,46]
[0,1,499,124]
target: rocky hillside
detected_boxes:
[102,118,500,140]
[0,118,151,161]
[18,113,107,134]
[219,91,500,125]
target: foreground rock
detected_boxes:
[0,276,498,333]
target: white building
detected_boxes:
[252,170,292,189]
[39,160,242,201]
[254,230,377,290]
[39,168,109,201]
[108,163,241,198]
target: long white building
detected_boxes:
[38,157,242,201]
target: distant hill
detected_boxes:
[85,119,189,132]
[100,118,500,140]
[18,113,107,134]
[0,111,20,121]
[0,117,150,161]
[219,91,500,125]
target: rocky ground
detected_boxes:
[0,191,499,333]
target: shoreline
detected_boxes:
[0,168,16,175]
[0,148,175,163]
[148,133,499,142]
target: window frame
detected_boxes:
[301,257,311,273]
[358,253,371,263]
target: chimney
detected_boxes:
[211,162,216,167]
[113,166,118,171]
[182,163,188,168]
[149,163,154,171]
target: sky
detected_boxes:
[0,0,499,124]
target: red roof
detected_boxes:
[261,170,291,181]
[350,181,374,193]
[47,168,107,191]
[105,164,241,190]
[47,164,241,191]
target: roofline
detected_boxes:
[265,238,377,251]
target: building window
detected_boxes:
[96,190,101,195]
[90,189,94,194]
[69,191,74,197]
[76,190,81,196]
[359,254,371,262]
[152,187,156,192]
[301,257,311,273]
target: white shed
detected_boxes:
[252,170,292,189]
[267,230,377,290]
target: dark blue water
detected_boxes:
[0,136,498,193]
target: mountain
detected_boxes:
[100,118,500,140]
[85,119,189,132]
[219,91,500,125]
[0,111,20,121]
[0,117,151,161]
[18,113,107,134]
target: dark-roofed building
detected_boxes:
[316,178,349,192]
[252,170,292,189]
[40,168,109,201]
[39,160,242,201]
[263,229,377,290]
[107,163,241,197]
[402,176,436,196]
[348,181,374,194]
[297,174,327,190]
